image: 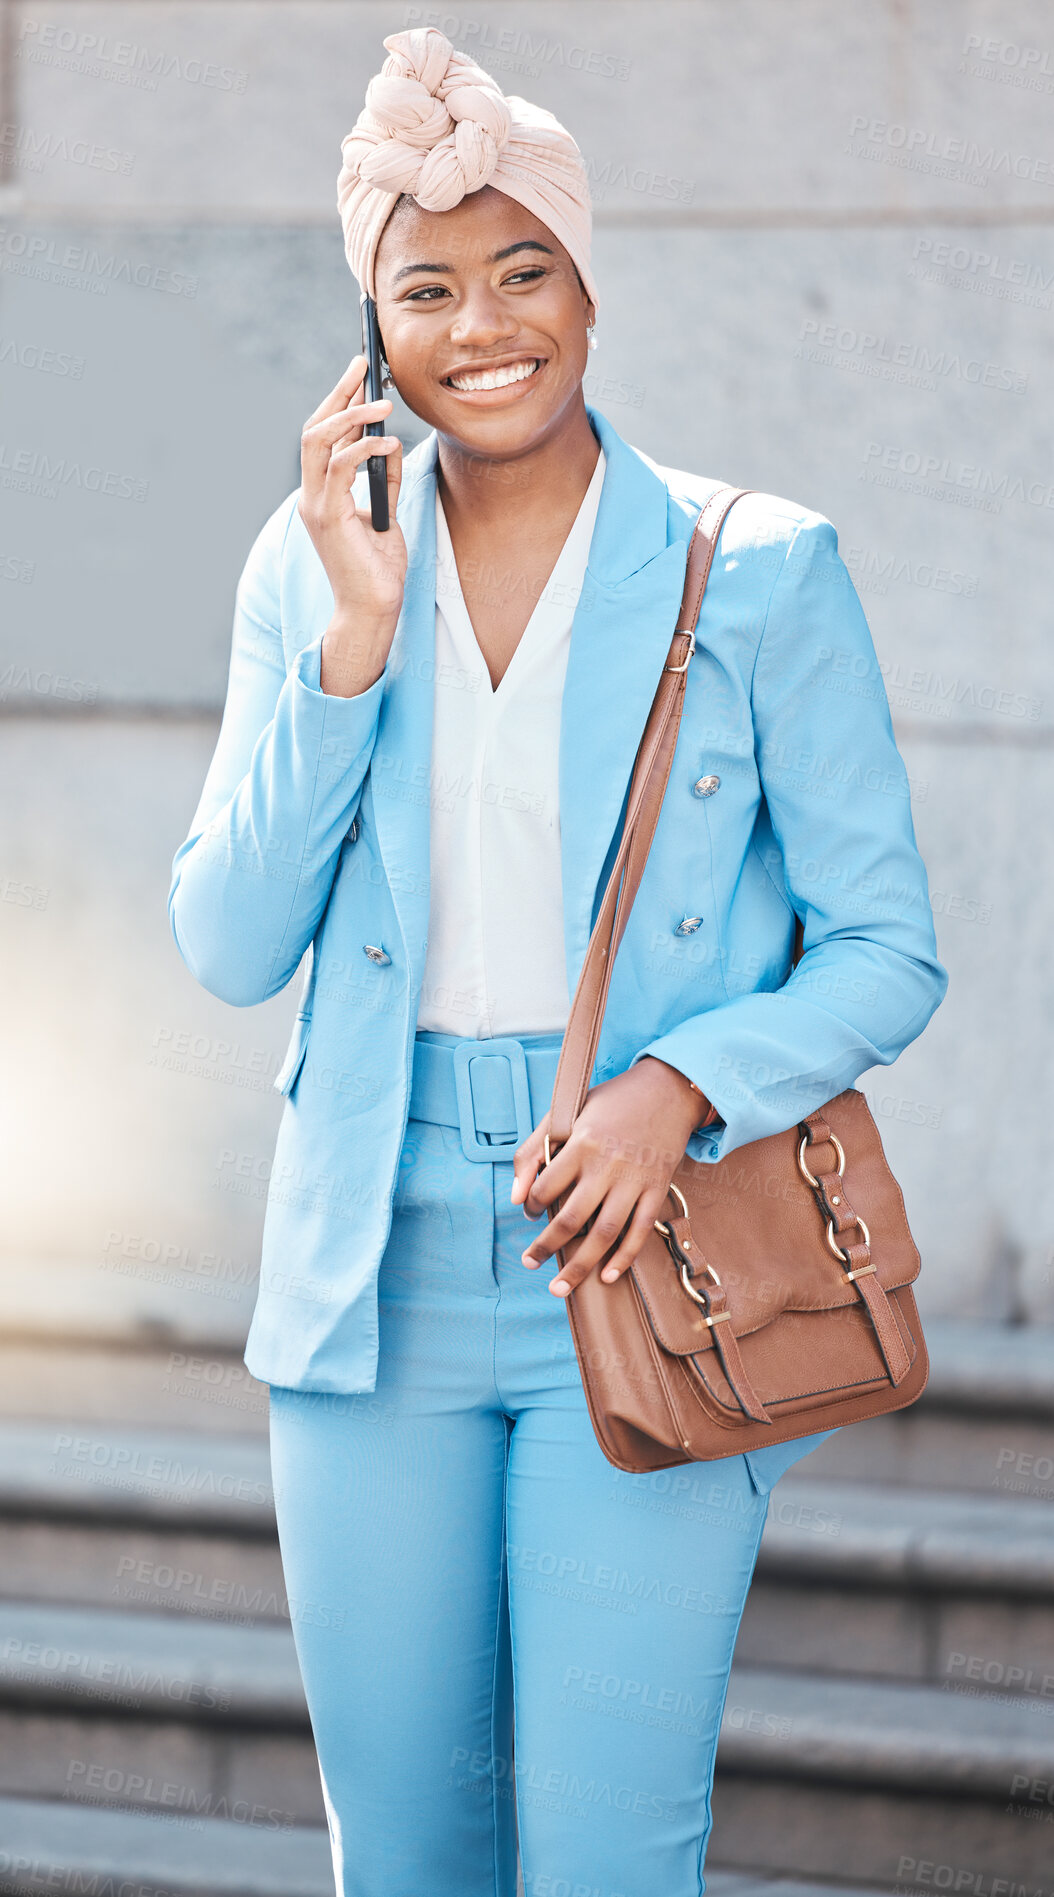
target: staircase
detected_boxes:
[0,1312,1050,1896]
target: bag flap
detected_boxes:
[631,1090,921,1356]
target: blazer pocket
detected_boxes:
[273,1010,312,1097]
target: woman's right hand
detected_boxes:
[298,354,407,696]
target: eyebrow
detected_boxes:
[390,240,554,284]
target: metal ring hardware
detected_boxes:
[825,1214,874,1279]
[654,1181,689,1224]
[678,1260,731,1319]
[654,1181,726,1303]
[654,1181,713,1268]
[797,1130,846,1191]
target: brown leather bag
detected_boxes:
[545,483,929,1474]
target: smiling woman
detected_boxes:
[167,23,947,1897]
[371,186,601,692]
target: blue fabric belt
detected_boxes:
[409,1030,564,1162]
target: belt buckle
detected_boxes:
[452,1038,533,1163]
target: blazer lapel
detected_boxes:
[368,435,440,982]
[369,410,689,1007]
[558,405,688,992]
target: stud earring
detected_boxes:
[586,324,597,352]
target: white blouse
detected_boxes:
[416,445,607,1039]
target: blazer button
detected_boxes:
[674,916,703,936]
[363,944,391,966]
[347,816,360,843]
[692,775,720,798]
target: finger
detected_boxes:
[300,358,375,506]
[306,396,392,455]
[326,431,403,526]
[303,354,368,431]
[597,1188,668,1285]
[381,429,404,516]
[521,1176,604,1272]
[521,1132,578,1219]
[324,434,400,501]
[510,1116,548,1206]
[548,1187,640,1295]
[302,413,385,510]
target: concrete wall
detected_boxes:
[1,0,1050,1334]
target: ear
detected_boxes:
[573,266,595,329]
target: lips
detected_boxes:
[443,357,544,393]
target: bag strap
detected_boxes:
[543,484,915,1402]
[546,484,753,1150]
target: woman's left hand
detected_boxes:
[510,1057,706,1295]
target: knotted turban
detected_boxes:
[337,27,599,317]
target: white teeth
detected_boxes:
[448,358,540,392]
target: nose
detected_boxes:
[448,282,521,348]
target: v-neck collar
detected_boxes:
[434,445,607,700]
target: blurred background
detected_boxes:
[1,1,1052,1891]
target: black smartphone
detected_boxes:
[359,291,390,533]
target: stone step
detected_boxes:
[0,1792,894,1897]
[0,1341,269,1437]
[0,1601,325,1826]
[0,1420,273,1531]
[759,1476,1054,1594]
[0,1320,1051,1493]
[4,1424,1054,1703]
[7,1418,1054,1583]
[0,1254,256,1354]
[739,1476,1054,1694]
[2,1279,1050,1422]
[0,1797,331,1897]
[711,1664,1054,1888]
[1,1647,1052,1888]
[0,1600,306,1727]
[1,1600,1051,1798]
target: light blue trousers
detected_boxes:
[268,1036,813,1897]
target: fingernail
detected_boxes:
[550,1280,571,1297]
[600,1266,619,1283]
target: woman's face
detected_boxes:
[373,184,595,460]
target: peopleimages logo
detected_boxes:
[860,442,1054,512]
[847,113,1054,186]
[910,236,1054,294]
[796,319,1027,393]
[961,32,1054,94]
[17,17,250,90]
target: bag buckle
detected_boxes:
[452,1038,534,1163]
[663,631,696,674]
[653,1182,726,1314]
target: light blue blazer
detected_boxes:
[169,402,947,1487]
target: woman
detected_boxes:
[169,27,947,1897]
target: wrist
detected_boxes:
[320,615,396,697]
[327,606,398,643]
[642,1056,718,1130]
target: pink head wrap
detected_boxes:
[337,28,599,317]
